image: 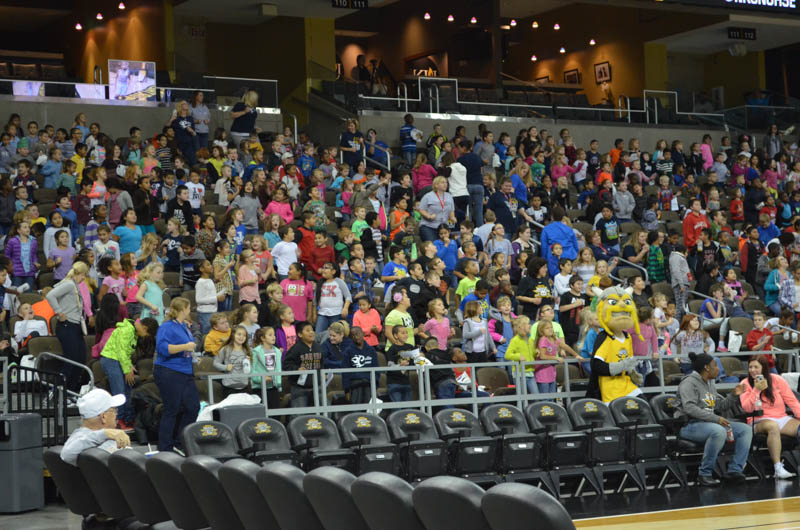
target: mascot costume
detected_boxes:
[586,286,644,403]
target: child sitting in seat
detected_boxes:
[204,313,231,357]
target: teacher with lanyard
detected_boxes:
[154,297,199,452]
[46,262,89,394]
[416,176,455,242]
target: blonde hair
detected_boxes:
[242,90,259,108]
[432,176,447,189]
[165,297,191,321]
[137,262,166,289]
[232,303,258,326]
[167,217,188,235]
[65,261,88,281]
[512,315,530,335]
[649,292,667,307]
[139,233,160,261]
[595,260,609,275]
[496,295,512,308]
[329,321,350,337]
[464,300,481,319]
[575,308,596,353]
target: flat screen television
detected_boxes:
[12,81,44,97]
[108,60,156,101]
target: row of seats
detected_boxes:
[44,449,576,530]
[181,398,687,496]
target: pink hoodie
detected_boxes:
[264,200,294,225]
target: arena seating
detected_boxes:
[45,445,578,530]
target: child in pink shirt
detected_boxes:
[423,298,452,350]
[352,297,382,347]
[534,320,576,393]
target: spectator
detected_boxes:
[60,389,130,465]
[229,90,259,147]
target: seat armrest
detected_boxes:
[440,432,461,441]
[616,419,639,428]
[485,429,502,437]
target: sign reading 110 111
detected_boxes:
[332,0,368,8]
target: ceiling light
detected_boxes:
[530,54,537,61]
[553,23,560,30]
[96,12,103,20]
[589,38,596,45]
[447,14,454,22]
[532,21,539,28]
[423,12,430,20]
[510,19,517,26]
[559,47,565,53]
[470,16,477,24]
[500,24,511,30]
[75,22,83,30]
[118,2,126,9]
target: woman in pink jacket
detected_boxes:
[412,153,438,197]
[701,134,714,172]
[740,355,800,479]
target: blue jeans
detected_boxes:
[13,275,35,291]
[193,132,208,152]
[316,314,343,334]
[419,225,437,242]
[467,184,484,226]
[768,301,783,317]
[537,381,556,394]
[436,382,457,408]
[218,295,232,312]
[403,151,415,166]
[154,365,200,451]
[388,383,412,402]
[100,357,134,422]
[680,420,752,476]
[198,312,213,336]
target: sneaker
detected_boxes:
[775,462,794,480]
[117,420,135,432]
[717,345,728,352]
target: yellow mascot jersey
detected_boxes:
[594,334,638,403]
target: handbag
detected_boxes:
[728,330,743,353]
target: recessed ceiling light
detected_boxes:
[530,54,537,61]
[589,38,596,45]
[118,2,126,9]
[470,16,477,24]
[447,14,454,22]
[75,22,83,30]
[96,12,103,20]
[423,12,430,20]
[554,23,560,30]
[510,19,517,26]
[559,47,566,53]
[532,21,539,28]
[500,24,511,30]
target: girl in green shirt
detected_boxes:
[503,315,538,394]
[252,327,283,410]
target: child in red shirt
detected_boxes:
[746,311,775,369]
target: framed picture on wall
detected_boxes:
[594,61,611,84]
[564,69,581,84]
[535,75,550,83]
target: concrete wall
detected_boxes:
[0,96,281,141]
[356,110,728,154]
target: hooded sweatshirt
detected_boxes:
[677,371,739,423]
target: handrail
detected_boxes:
[1,356,7,414]
[285,112,298,145]
[615,255,649,283]
[428,85,440,114]
[643,89,725,124]
[397,82,408,112]
[364,141,391,172]
[617,95,631,123]
[686,289,728,319]
[35,351,94,398]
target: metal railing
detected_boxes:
[285,113,298,145]
[0,356,7,414]
[35,351,95,399]
[643,90,725,125]
[6,364,69,446]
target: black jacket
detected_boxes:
[283,340,323,388]
[165,197,195,233]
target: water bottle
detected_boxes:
[242,358,251,374]
[726,425,734,443]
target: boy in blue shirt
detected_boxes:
[380,246,408,301]
[459,280,491,320]
[298,143,317,180]
[399,113,417,165]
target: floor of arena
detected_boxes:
[2,477,800,529]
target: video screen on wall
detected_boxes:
[75,83,106,100]
[108,59,156,101]
[12,81,44,97]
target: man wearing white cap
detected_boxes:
[60,389,131,465]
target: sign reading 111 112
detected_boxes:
[332,0,368,8]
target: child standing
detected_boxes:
[533,320,575,393]
[4,221,38,291]
[213,326,252,396]
[120,253,140,319]
[488,295,516,370]
[461,300,496,364]
[46,229,75,281]
[212,240,234,311]
[251,327,282,410]
[669,244,690,321]
[195,260,221,334]
[352,296,382,347]
[100,317,158,430]
[504,316,537,393]
[136,262,166,324]
[233,303,260,345]
[98,257,126,308]
[272,225,300,281]
[343,327,378,404]
[423,298,453,350]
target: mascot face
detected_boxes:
[597,286,642,340]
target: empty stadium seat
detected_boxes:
[181,421,240,461]
[434,409,499,483]
[43,447,103,524]
[77,448,134,521]
[479,404,540,472]
[338,412,399,475]
[218,458,281,530]
[351,471,425,530]
[146,451,209,530]
[288,415,356,472]
[303,466,370,530]
[181,455,246,530]
[386,409,448,481]
[481,482,576,530]
[107,450,171,525]
[257,462,325,530]
[236,417,298,465]
[413,475,491,530]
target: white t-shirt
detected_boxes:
[186,182,205,210]
[272,241,298,275]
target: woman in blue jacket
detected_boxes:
[154,297,199,451]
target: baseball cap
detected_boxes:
[18,137,29,149]
[281,152,294,160]
[77,388,126,419]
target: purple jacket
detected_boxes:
[4,235,38,277]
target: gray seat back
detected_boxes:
[181,455,245,530]
[108,450,170,524]
[218,458,280,530]
[303,467,369,530]
[482,482,576,530]
[145,451,208,530]
[257,462,324,530]
[77,448,133,520]
[351,472,425,530]
[412,476,491,530]
[43,447,102,517]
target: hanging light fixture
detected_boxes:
[423,12,430,20]
[589,38,596,45]
[559,46,566,53]
[530,54,537,61]
[118,2,126,9]
[75,22,83,30]
[553,23,560,30]
[532,21,539,28]
[470,16,477,24]
[96,12,103,20]
[510,19,517,27]
[447,14,454,22]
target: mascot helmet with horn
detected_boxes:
[596,286,643,341]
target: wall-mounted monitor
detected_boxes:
[108,59,156,101]
[12,81,44,97]
[75,83,106,100]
